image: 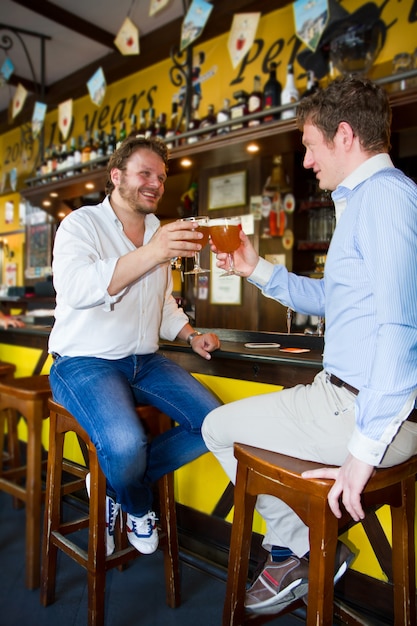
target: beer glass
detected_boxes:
[208,216,242,276]
[180,216,210,274]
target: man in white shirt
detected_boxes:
[49,135,221,556]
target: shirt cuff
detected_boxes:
[348,428,387,466]
[248,257,275,287]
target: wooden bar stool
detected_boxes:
[0,374,52,590]
[0,361,17,469]
[223,443,417,626]
[41,399,181,626]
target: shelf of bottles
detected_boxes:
[24,66,417,189]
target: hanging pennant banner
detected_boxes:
[0,57,14,86]
[114,17,140,55]
[12,83,28,119]
[32,101,47,139]
[58,98,73,141]
[227,13,261,69]
[149,0,171,17]
[293,0,328,52]
[87,67,107,107]
[180,0,213,52]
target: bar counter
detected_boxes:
[0,324,324,385]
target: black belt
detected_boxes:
[329,373,417,424]
[329,374,359,396]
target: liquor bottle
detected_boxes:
[117,121,127,148]
[74,136,83,167]
[301,70,320,98]
[128,114,138,137]
[145,108,156,138]
[248,75,262,127]
[66,137,76,175]
[200,104,216,139]
[187,93,201,144]
[281,64,299,120]
[165,101,180,149]
[138,109,147,134]
[89,130,99,161]
[81,132,92,164]
[155,112,167,139]
[57,143,67,173]
[107,127,117,155]
[98,130,107,158]
[216,98,231,135]
[263,62,282,122]
[230,90,248,131]
[261,155,290,238]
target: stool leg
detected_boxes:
[41,411,65,606]
[305,501,338,626]
[24,403,44,589]
[222,462,257,626]
[1,409,23,510]
[158,471,181,608]
[87,453,107,626]
[391,476,417,626]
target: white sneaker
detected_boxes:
[85,473,121,557]
[126,511,159,554]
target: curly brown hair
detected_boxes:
[296,75,391,154]
[105,135,169,195]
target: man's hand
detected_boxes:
[210,230,259,277]
[189,332,220,361]
[150,220,203,264]
[0,314,25,329]
[302,454,375,521]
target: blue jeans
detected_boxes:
[49,353,221,516]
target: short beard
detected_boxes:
[118,181,156,215]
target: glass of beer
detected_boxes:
[208,216,242,276]
[180,216,210,274]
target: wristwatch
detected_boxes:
[187,331,202,345]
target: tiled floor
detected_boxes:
[0,490,308,626]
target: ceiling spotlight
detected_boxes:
[42,200,51,207]
[85,182,95,190]
[50,192,58,198]
[180,158,192,168]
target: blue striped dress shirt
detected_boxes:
[249,154,417,465]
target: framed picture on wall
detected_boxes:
[208,170,246,210]
[25,221,53,278]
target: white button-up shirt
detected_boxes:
[49,196,189,359]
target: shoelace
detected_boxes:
[130,511,158,535]
[107,497,121,534]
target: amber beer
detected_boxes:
[196,224,210,248]
[209,218,241,253]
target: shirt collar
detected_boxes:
[331,153,394,222]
